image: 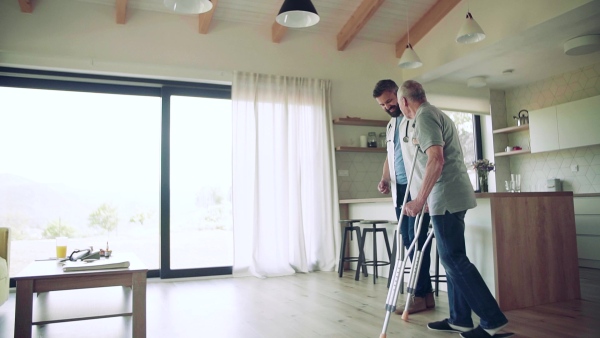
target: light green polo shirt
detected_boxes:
[412,102,477,216]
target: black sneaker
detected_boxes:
[460,326,514,338]
[427,319,473,333]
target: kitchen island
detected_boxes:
[340,191,580,311]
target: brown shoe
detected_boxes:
[426,292,436,309]
[394,295,428,315]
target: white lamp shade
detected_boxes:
[276,0,320,28]
[456,12,486,44]
[164,0,213,14]
[398,44,422,69]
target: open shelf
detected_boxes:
[492,125,529,134]
[333,117,387,127]
[335,146,386,153]
[495,149,531,157]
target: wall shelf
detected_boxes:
[333,117,388,127]
[492,125,529,134]
[495,149,531,157]
[335,146,386,153]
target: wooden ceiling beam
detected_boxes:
[18,0,33,13]
[199,0,218,34]
[337,0,385,51]
[395,0,461,57]
[272,21,287,43]
[116,0,127,24]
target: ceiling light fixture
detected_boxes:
[398,8,422,69]
[467,76,487,88]
[564,35,600,56]
[456,2,486,44]
[276,0,320,28]
[164,0,213,14]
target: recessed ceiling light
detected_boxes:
[564,35,600,56]
[467,76,487,88]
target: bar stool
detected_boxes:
[356,220,392,284]
[429,223,447,296]
[338,219,366,277]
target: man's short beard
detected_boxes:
[386,104,402,118]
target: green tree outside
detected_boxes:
[88,203,119,234]
[42,218,76,238]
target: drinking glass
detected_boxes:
[56,237,68,258]
[515,174,521,193]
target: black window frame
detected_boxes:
[1,67,233,284]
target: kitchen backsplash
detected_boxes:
[504,62,600,193]
[336,152,387,199]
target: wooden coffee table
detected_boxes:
[13,253,148,338]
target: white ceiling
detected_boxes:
[75,0,600,89]
[426,1,600,89]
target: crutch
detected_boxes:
[379,144,431,337]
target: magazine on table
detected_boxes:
[62,258,130,272]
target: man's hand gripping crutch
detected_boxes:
[379,143,435,338]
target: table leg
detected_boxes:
[15,279,33,338]
[132,271,147,338]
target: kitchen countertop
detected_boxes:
[339,192,599,204]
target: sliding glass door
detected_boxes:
[164,90,233,274]
[0,84,161,275]
[0,70,233,280]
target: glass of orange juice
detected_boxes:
[56,237,68,259]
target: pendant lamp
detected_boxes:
[398,44,423,69]
[276,0,320,28]
[164,0,213,14]
[398,9,422,69]
[456,11,486,44]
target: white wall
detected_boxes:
[0,0,399,122]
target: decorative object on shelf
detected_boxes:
[276,0,320,28]
[378,132,386,148]
[164,0,213,14]
[359,135,367,148]
[367,132,377,148]
[472,159,494,192]
[513,109,529,126]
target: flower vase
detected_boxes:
[479,175,489,193]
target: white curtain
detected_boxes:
[232,71,340,278]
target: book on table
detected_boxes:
[62,258,130,272]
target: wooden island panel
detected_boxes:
[489,192,580,311]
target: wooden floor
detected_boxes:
[0,268,599,338]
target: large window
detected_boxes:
[0,68,233,281]
[444,110,482,190]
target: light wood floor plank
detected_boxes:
[1,268,599,337]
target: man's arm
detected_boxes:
[378,157,391,194]
[403,145,444,216]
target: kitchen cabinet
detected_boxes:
[556,95,600,150]
[529,106,559,153]
[333,117,387,153]
[492,125,531,157]
[574,196,600,269]
[530,95,600,153]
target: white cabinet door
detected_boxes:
[556,95,600,150]
[529,106,559,153]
